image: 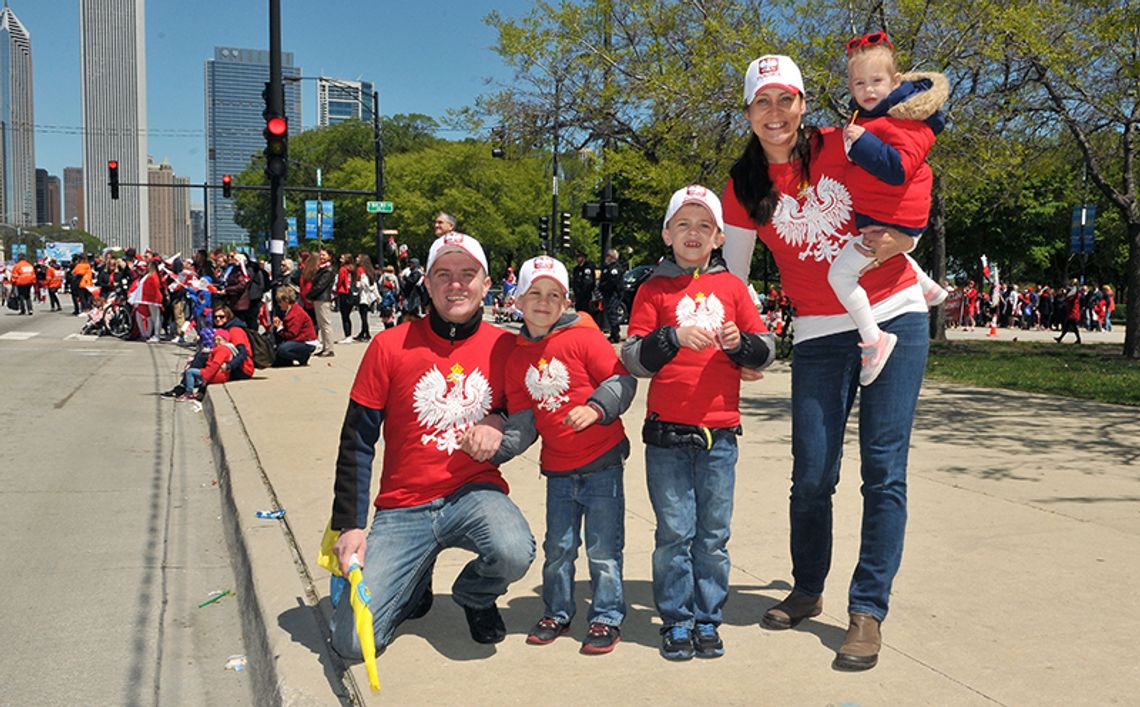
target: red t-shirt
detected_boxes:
[627,268,765,428]
[349,318,516,508]
[722,128,917,317]
[504,316,628,473]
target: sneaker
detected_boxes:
[924,284,948,307]
[659,626,695,661]
[464,605,507,644]
[160,385,186,399]
[146,336,161,343]
[526,617,571,646]
[175,393,198,402]
[337,337,355,344]
[858,331,898,386]
[694,623,724,658]
[580,622,620,655]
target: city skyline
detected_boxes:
[20,0,530,187]
[0,2,35,227]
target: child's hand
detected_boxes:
[844,124,865,144]
[718,321,741,351]
[676,326,716,352]
[563,404,601,432]
[741,367,765,382]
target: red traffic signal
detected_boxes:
[266,117,287,136]
[222,174,233,198]
[108,160,120,200]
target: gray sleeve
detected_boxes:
[491,408,539,465]
[586,373,637,424]
[620,326,680,378]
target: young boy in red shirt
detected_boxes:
[473,255,636,654]
[621,185,774,660]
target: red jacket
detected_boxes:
[277,302,316,342]
[336,265,353,295]
[199,339,237,384]
[220,324,256,378]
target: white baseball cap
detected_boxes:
[663,185,724,232]
[516,255,569,297]
[744,54,805,105]
[426,232,488,274]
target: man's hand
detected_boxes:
[854,225,915,273]
[563,404,601,432]
[718,321,741,351]
[333,528,367,576]
[676,325,716,352]
[460,415,504,462]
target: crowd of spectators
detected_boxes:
[940,279,1116,337]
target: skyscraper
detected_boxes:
[146,157,191,257]
[46,173,59,226]
[0,3,35,227]
[80,0,148,250]
[205,47,301,248]
[317,77,374,127]
[64,166,84,230]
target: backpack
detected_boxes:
[247,328,276,369]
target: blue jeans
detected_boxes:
[274,340,315,366]
[541,464,625,627]
[329,487,534,659]
[788,311,928,622]
[645,434,738,629]
[183,368,203,391]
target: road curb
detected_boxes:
[204,385,361,706]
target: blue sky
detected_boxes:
[19,0,532,195]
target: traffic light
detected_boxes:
[538,215,550,251]
[222,174,233,198]
[108,160,120,200]
[264,115,288,179]
[560,211,571,251]
[490,126,505,159]
[582,200,619,223]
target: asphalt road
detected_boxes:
[0,306,252,706]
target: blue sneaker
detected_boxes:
[694,622,724,658]
[660,625,695,661]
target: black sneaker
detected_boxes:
[660,625,695,661]
[694,622,724,658]
[580,622,620,655]
[464,605,507,644]
[526,617,570,645]
[160,385,186,399]
[407,575,433,620]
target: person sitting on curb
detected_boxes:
[327,232,535,661]
[271,286,319,366]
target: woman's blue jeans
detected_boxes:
[645,434,737,629]
[789,311,927,622]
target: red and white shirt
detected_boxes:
[722,127,925,342]
[504,316,627,473]
[627,268,764,428]
[349,317,515,508]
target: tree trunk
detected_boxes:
[929,174,947,341]
[1125,217,1140,359]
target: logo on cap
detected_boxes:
[757,56,780,77]
[533,256,556,271]
[443,233,466,246]
[686,185,708,198]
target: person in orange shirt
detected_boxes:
[71,255,94,313]
[45,260,63,312]
[11,253,36,315]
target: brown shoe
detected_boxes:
[833,613,880,671]
[761,590,822,630]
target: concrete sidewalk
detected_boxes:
[207,325,1140,706]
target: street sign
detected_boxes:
[367,201,393,214]
[1070,204,1096,254]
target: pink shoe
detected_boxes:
[859,331,898,386]
[924,284,948,307]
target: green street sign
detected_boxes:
[367,201,394,214]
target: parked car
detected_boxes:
[588,263,654,325]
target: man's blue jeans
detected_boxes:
[788,311,928,622]
[329,487,534,659]
[541,464,625,627]
[645,434,737,629]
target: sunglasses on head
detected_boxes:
[846,31,894,57]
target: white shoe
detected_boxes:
[924,284,948,307]
[337,337,355,344]
[147,336,161,343]
[858,331,898,386]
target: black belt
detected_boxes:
[642,414,741,450]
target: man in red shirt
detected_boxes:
[328,232,534,660]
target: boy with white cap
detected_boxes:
[328,231,535,660]
[469,254,636,654]
[621,185,775,661]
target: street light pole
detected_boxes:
[373,89,385,270]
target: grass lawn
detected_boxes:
[926,340,1140,407]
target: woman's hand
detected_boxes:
[854,226,915,273]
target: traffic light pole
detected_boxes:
[373,90,386,270]
[550,77,561,256]
[267,0,286,289]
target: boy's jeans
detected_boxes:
[789,311,928,622]
[329,487,534,660]
[645,435,737,629]
[541,464,625,627]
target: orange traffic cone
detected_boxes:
[986,322,998,337]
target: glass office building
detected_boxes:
[317,77,374,127]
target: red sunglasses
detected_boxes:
[846,31,894,57]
